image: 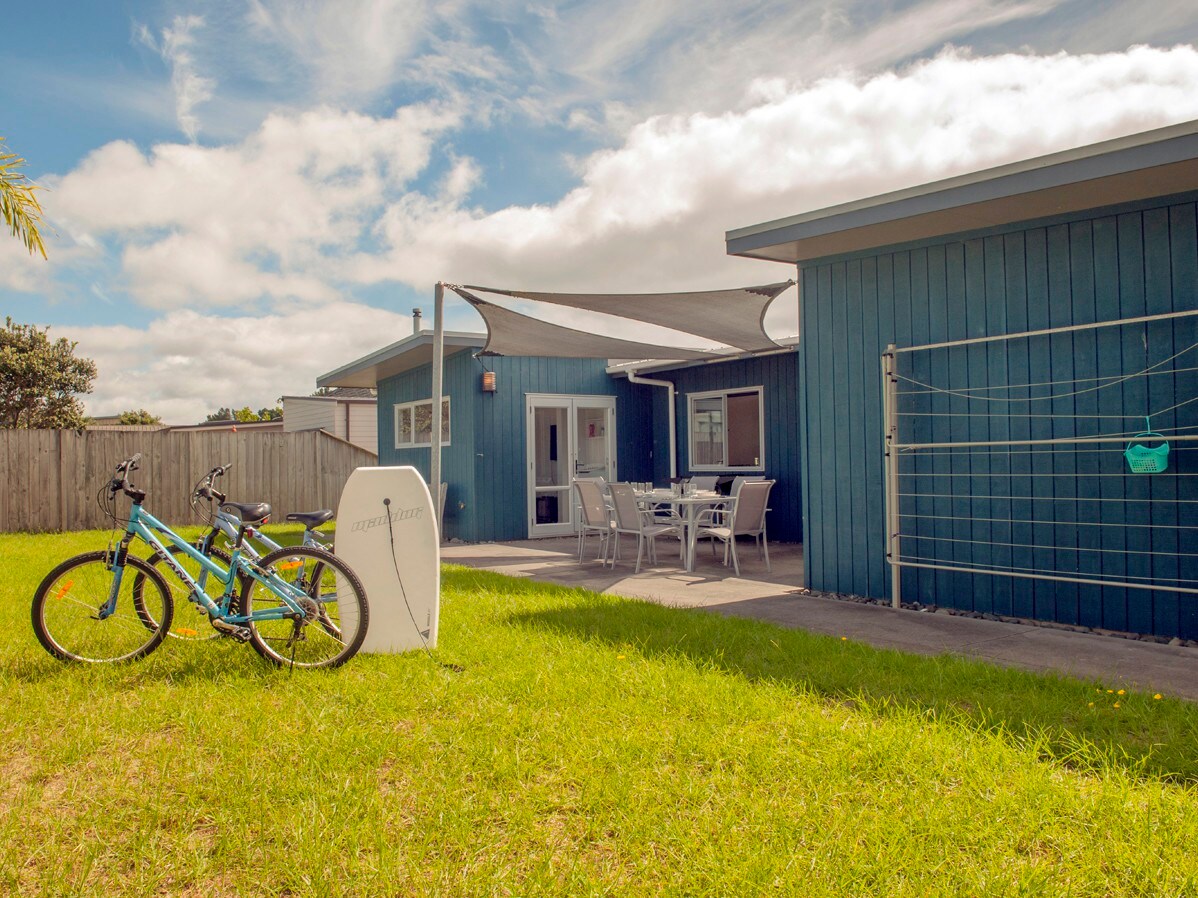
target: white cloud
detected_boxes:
[45,102,464,307]
[0,238,52,293]
[245,0,433,101]
[63,302,412,423]
[353,46,1198,295]
[134,15,215,142]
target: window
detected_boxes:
[394,397,450,448]
[687,387,763,470]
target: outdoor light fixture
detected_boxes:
[481,370,497,393]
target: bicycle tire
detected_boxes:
[240,545,369,669]
[32,551,175,663]
[137,544,234,640]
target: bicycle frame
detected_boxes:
[103,502,311,626]
[204,510,325,561]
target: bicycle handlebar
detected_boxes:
[110,454,145,500]
[195,461,232,504]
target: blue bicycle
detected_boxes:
[31,455,369,668]
[142,462,335,641]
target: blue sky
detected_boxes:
[4,0,1198,421]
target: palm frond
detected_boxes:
[0,137,48,259]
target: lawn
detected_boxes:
[2,528,1197,896]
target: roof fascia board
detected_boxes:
[782,186,1198,270]
[317,331,485,388]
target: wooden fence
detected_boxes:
[0,429,376,532]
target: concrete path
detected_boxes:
[442,536,1198,701]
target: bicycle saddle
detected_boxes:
[219,501,272,524]
[285,509,334,529]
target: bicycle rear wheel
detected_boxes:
[241,546,368,669]
[137,544,234,640]
[32,551,174,663]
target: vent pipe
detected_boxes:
[412,308,423,333]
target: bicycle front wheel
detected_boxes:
[32,551,175,663]
[241,546,369,669]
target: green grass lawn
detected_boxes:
[2,528,1197,896]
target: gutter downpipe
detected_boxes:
[627,369,676,480]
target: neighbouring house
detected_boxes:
[728,119,1198,641]
[317,318,803,545]
[282,388,377,452]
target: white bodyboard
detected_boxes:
[335,466,440,653]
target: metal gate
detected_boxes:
[882,309,1198,634]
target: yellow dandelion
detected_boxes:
[1153,694,1163,700]
[617,654,626,660]
[1113,702,1121,709]
[1106,689,1114,694]
[1088,702,1095,708]
[1117,689,1125,696]
[841,637,848,641]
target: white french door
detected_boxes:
[526,394,617,537]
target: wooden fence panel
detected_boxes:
[0,430,376,532]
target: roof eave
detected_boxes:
[317,331,486,389]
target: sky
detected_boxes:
[4,0,1198,423]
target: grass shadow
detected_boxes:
[502,583,1198,783]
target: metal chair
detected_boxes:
[688,475,720,491]
[573,480,615,563]
[608,482,683,573]
[694,479,775,575]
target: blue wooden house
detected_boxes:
[728,119,1198,640]
[318,323,803,544]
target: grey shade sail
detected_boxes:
[449,286,728,360]
[456,280,794,353]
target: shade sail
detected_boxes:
[450,286,728,360]
[456,281,793,353]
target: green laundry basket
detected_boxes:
[1124,430,1170,474]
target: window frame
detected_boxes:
[686,386,764,472]
[393,396,451,449]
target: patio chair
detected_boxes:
[573,479,615,563]
[688,475,720,491]
[608,482,683,573]
[694,479,775,576]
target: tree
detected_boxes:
[257,406,283,421]
[0,318,96,428]
[118,408,162,425]
[206,407,234,422]
[1,137,47,258]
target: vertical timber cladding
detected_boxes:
[378,350,656,543]
[660,352,803,543]
[800,198,1198,639]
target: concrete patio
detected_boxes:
[442,535,1198,701]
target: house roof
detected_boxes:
[726,119,1198,264]
[317,330,485,389]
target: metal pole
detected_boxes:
[892,307,1198,354]
[430,282,445,537]
[883,344,901,608]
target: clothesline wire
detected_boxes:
[893,336,1198,402]
[894,364,1198,397]
[899,532,1198,559]
[896,511,1198,530]
[894,553,1198,588]
[896,491,1198,504]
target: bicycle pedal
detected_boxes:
[210,619,252,642]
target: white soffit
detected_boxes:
[449,286,730,360]
[455,281,793,354]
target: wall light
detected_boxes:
[481,370,497,393]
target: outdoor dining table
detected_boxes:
[635,489,734,573]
